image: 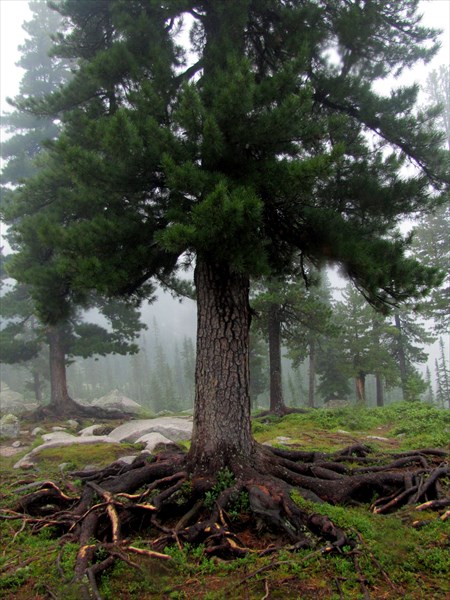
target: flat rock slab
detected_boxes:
[14,435,114,469]
[108,417,193,443]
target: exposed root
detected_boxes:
[1,443,448,590]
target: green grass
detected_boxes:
[0,403,448,599]
[252,402,450,451]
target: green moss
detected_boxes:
[36,442,139,470]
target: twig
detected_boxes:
[261,579,270,600]
[43,586,59,600]
[334,577,345,599]
[355,532,400,594]
[126,545,172,560]
[353,554,370,599]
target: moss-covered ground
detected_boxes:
[0,402,448,599]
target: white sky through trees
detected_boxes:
[1,0,449,112]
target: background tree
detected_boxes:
[423,65,449,151]
[391,308,435,401]
[435,337,450,408]
[411,204,449,333]
[316,332,352,404]
[1,0,71,189]
[251,269,335,412]
[0,276,146,413]
[333,285,398,404]
[286,273,336,408]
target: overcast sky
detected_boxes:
[1,0,449,114]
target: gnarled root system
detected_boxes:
[2,443,448,597]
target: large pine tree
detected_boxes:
[5,0,450,575]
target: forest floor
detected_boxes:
[0,402,449,599]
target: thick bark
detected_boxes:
[188,257,256,475]
[47,324,73,414]
[376,373,384,407]
[308,338,316,408]
[268,303,285,415]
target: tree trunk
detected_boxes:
[375,373,384,407]
[32,370,43,404]
[47,325,73,414]
[268,303,285,415]
[188,257,256,475]
[355,373,366,404]
[394,312,408,399]
[308,338,316,408]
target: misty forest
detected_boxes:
[0,1,449,598]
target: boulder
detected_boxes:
[135,432,175,452]
[0,384,24,415]
[31,427,45,437]
[13,434,115,469]
[91,390,142,415]
[0,413,20,438]
[108,416,193,444]
[79,424,114,436]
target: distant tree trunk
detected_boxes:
[394,312,408,399]
[355,373,366,404]
[32,370,43,404]
[188,257,256,475]
[308,338,316,408]
[47,325,73,414]
[268,303,285,415]
[375,373,384,407]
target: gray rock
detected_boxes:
[108,417,193,444]
[31,427,45,437]
[51,426,67,432]
[275,436,293,444]
[78,424,114,436]
[91,390,142,415]
[262,437,293,447]
[66,420,80,429]
[0,383,38,416]
[13,434,114,469]
[79,425,103,436]
[12,440,21,448]
[0,383,24,414]
[0,413,20,438]
[135,432,174,452]
[366,435,390,442]
[42,431,78,442]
